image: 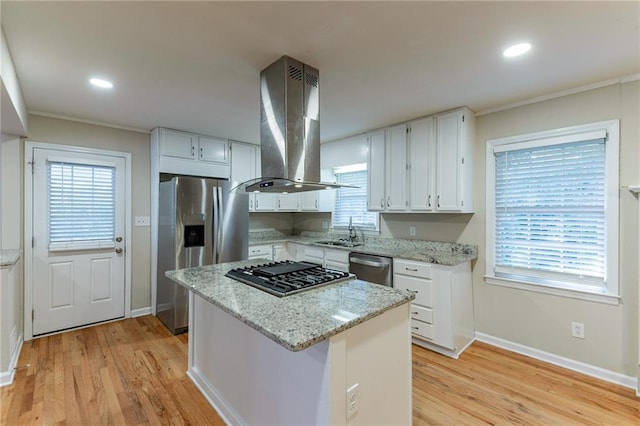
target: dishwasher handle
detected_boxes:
[350,257,390,269]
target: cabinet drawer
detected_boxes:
[325,249,348,264]
[410,305,433,324]
[249,245,271,258]
[411,319,434,340]
[394,259,431,279]
[394,275,432,307]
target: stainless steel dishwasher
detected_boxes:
[349,252,393,287]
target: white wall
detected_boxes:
[25,115,152,310]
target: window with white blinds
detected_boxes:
[333,164,378,231]
[48,161,116,251]
[486,121,619,301]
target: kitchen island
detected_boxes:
[166,260,415,425]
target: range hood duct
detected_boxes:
[243,55,347,193]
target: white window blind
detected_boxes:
[333,165,378,230]
[494,138,606,287]
[48,161,116,251]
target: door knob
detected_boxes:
[115,236,123,242]
[115,248,123,254]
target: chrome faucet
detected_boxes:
[348,216,357,242]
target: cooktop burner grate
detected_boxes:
[225,260,353,297]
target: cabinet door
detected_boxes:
[408,118,436,211]
[160,129,196,159]
[199,136,228,165]
[273,244,287,261]
[230,142,258,182]
[385,124,407,211]
[367,130,386,211]
[300,191,319,211]
[277,193,299,211]
[436,110,463,211]
[254,193,276,211]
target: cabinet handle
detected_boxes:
[191,145,195,156]
[437,195,440,208]
[411,326,420,330]
[410,290,419,294]
[200,147,203,158]
[278,200,281,208]
[315,199,318,209]
[255,199,259,209]
[428,195,431,208]
[250,199,254,209]
[380,198,384,208]
[411,311,419,315]
[405,267,418,272]
[387,196,391,208]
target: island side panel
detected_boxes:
[188,292,333,425]
[335,302,412,425]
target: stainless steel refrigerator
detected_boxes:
[156,176,248,334]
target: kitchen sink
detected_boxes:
[315,240,364,248]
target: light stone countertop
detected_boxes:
[249,231,478,266]
[166,259,415,352]
[0,250,21,267]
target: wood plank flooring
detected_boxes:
[2,315,638,425]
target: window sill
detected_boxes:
[484,275,620,306]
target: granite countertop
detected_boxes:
[166,260,415,352]
[0,250,21,267]
[249,232,478,266]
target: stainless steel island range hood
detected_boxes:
[243,55,347,193]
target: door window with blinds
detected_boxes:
[47,160,117,251]
[333,163,378,231]
[485,121,619,302]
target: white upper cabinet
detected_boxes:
[385,123,408,211]
[365,107,475,214]
[300,191,333,212]
[434,108,474,213]
[408,117,436,211]
[366,123,410,212]
[367,129,386,211]
[153,127,230,179]
[230,141,259,182]
[199,136,229,164]
[160,129,197,159]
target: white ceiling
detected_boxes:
[2,1,639,143]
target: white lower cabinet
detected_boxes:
[272,244,287,262]
[323,248,349,272]
[393,258,474,359]
[300,245,349,272]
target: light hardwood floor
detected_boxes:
[1,316,638,425]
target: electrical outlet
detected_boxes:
[571,321,585,339]
[409,226,416,237]
[346,383,359,419]
[135,216,150,227]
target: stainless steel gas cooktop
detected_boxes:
[225,261,353,297]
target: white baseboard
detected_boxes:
[187,366,243,425]
[131,307,152,318]
[476,332,638,391]
[0,337,24,387]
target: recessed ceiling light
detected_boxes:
[89,77,114,89]
[503,42,532,58]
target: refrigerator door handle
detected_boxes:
[213,185,224,264]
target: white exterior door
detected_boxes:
[31,147,126,336]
